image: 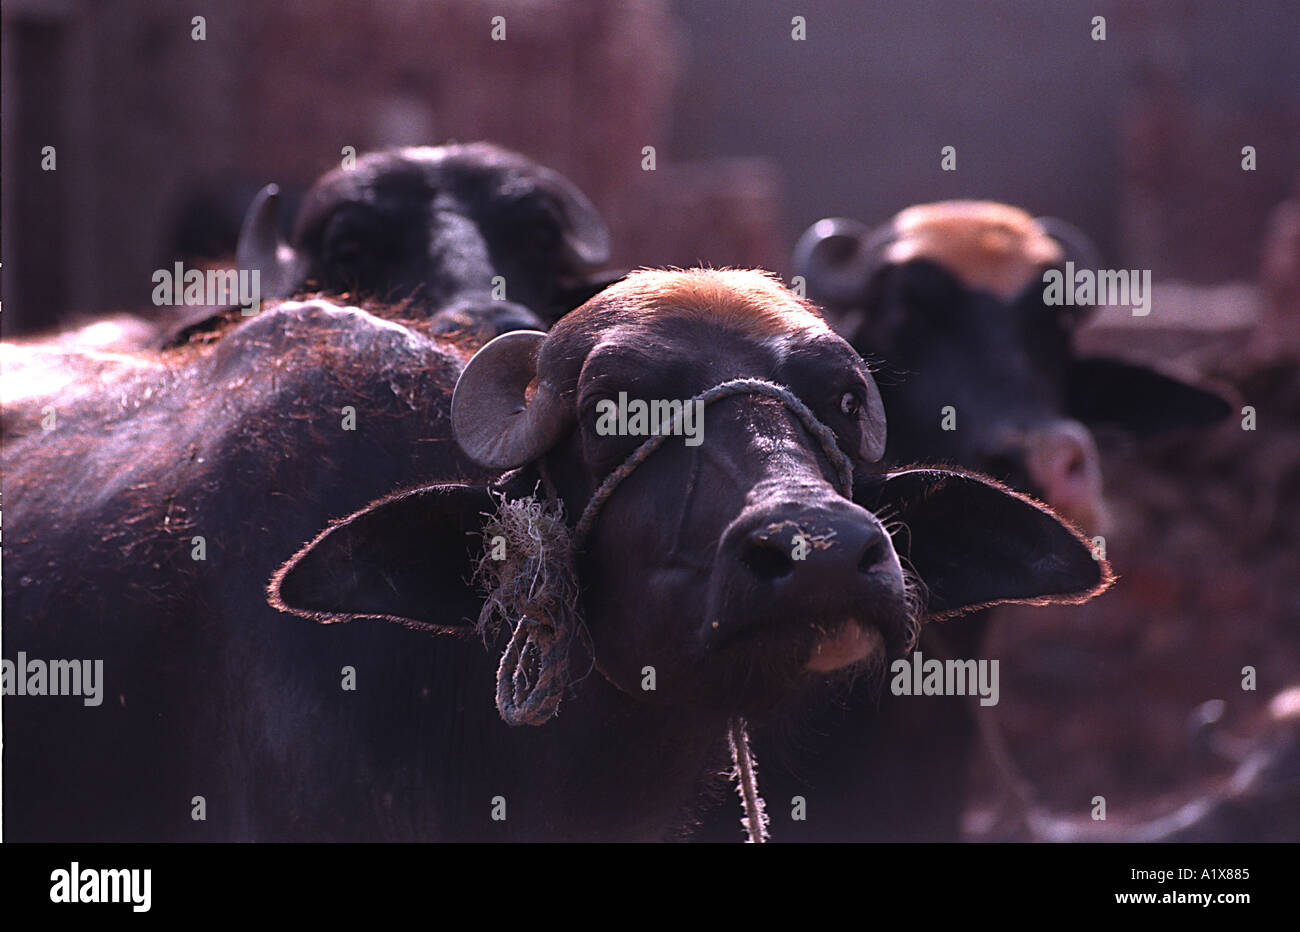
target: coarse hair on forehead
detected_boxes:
[560,267,831,339]
[886,200,1065,300]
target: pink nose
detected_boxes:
[1023,421,1108,532]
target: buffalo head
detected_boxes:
[270,269,1109,718]
[795,202,1232,531]
[238,142,617,331]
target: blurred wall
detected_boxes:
[670,0,1300,277]
[1,0,785,332]
[3,0,1297,332]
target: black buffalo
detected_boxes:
[692,202,1231,841]
[233,142,617,340]
[73,142,618,351]
[3,269,1106,840]
[795,201,1231,525]
[3,144,618,438]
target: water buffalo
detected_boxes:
[3,144,619,438]
[794,201,1232,526]
[3,269,1107,841]
[30,143,615,353]
[695,203,1231,842]
[232,142,618,341]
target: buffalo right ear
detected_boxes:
[1066,356,1234,437]
[268,484,494,634]
[855,468,1112,620]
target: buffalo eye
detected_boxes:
[839,391,861,417]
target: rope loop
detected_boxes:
[495,610,576,726]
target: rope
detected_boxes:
[494,611,575,726]
[574,378,855,548]
[475,495,581,727]
[728,718,770,843]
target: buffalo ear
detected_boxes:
[855,468,1111,620]
[268,484,494,634]
[1066,356,1233,437]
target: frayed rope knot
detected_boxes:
[475,493,582,726]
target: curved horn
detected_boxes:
[1035,216,1104,326]
[451,330,572,470]
[536,166,612,268]
[792,217,897,306]
[237,184,306,300]
[1035,216,1101,272]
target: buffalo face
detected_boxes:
[796,204,1232,532]
[535,302,904,710]
[239,143,613,328]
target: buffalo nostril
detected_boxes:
[857,535,891,573]
[741,534,795,582]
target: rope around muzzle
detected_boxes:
[574,378,855,545]
[475,377,858,841]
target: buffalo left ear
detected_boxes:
[268,483,495,634]
[855,468,1111,620]
[1066,356,1234,438]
